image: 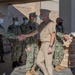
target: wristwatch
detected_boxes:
[49,45,53,48]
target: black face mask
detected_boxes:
[59,22,63,25]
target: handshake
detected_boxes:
[17,34,27,41]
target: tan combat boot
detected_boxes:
[58,65,65,70]
[54,66,62,72]
[26,71,32,75]
[31,67,39,75]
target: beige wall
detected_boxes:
[41,1,59,23]
[7,2,41,28]
[0,1,59,30]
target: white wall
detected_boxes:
[41,1,59,11]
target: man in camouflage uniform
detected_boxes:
[53,17,70,72]
[0,13,18,63]
[7,17,22,68]
[19,17,29,63]
[25,12,39,75]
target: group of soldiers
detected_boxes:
[0,12,40,75]
[0,8,72,75]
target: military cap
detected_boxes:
[29,12,37,17]
[13,17,19,21]
[0,13,5,17]
[56,17,63,22]
[40,9,51,15]
[23,17,28,20]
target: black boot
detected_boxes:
[16,62,20,66]
[19,55,23,63]
[12,61,20,68]
[12,61,17,68]
[0,56,5,63]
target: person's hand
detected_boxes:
[17,36,23,41]
[69,36,73,40]
[48,46,52,54]
[20,34,27,40]
[64,34,69,40]
[10,43,13,46]
[27,47,31,52]
[18,35,26,41]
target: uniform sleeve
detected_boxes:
[0,28,17,39]
[48,22,56,35]
[57,32,64,39]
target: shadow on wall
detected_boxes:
[2,5,30,31]
[7,5,31,28]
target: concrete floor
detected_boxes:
[0,52,75,75]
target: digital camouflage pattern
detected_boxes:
[53,25,64,66]
[0,24,18,57]
[7,24,22,62]
[25,21,39,71]
[20,23,27,48]
[20,23,27,63]
[20,23,27,34]
[0,25,18,39]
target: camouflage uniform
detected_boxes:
[20,22,27,63]
[0,25,17,39]
[25,21,39,71]
[0,24,18,63]
[20,22,27,49]
[53,25,64,66]
[7,24,22,62]
[0,13,18,63]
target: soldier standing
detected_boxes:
[25,12,39,75]
[0,13,19,63]
[7,17,22,68]
[53,17,70,72]
[18,9,56,75]
[19,17,29,63]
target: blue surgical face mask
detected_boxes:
[0,19,4,24]
[25,20,29,25]
[15,21,19,25]
[39,15,43,20]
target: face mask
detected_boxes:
[59,22,63,25]
[25,20,29,25]
[33,18,37,22]
[39,15,43,20]
[15,21,19,25]
[0,19,4,24]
